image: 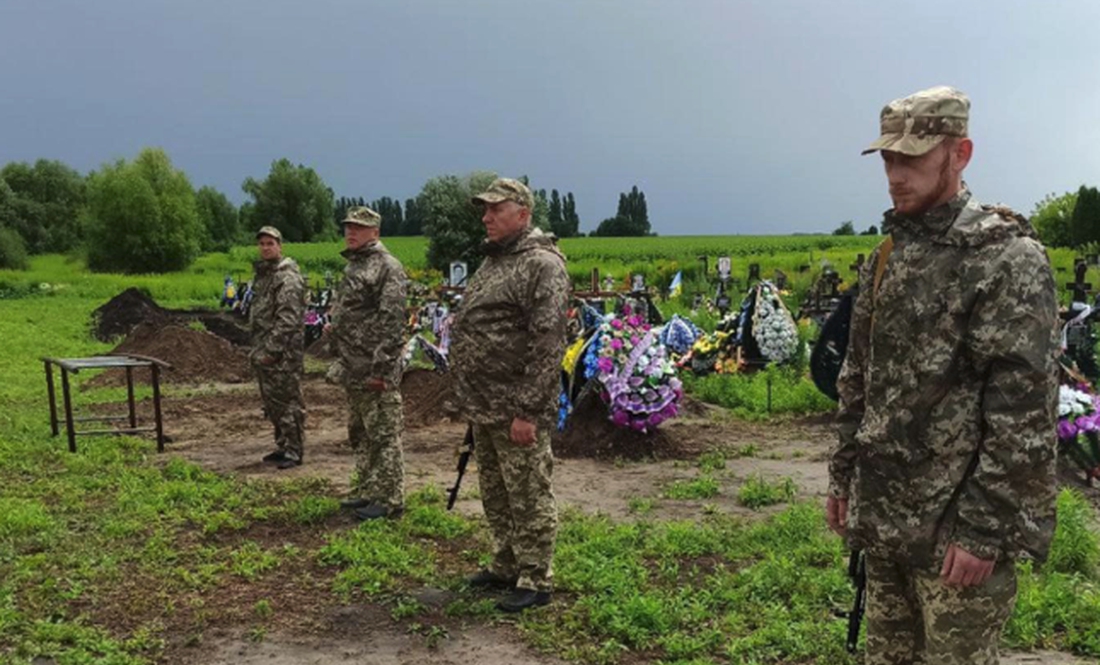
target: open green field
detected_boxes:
[2,237,1100,664]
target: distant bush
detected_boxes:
[83,148,202,274]
[0,226,29,270]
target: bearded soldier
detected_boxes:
[827,86,1059,665]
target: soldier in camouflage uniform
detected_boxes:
[451,178,570,613]
[249,226,307,470]
[328,206,408,520]
[827,87,1059,664]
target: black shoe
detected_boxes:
[355,503,404,521]
[496,588,551,613]
[466,569,518,590]
[340,497,372,510]
[262,450,287,464]
[276,456,302,470]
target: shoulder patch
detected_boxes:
[983,204,1028,225]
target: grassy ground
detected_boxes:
[2,246,1100,663]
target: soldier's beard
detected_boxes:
[893,150,960,217]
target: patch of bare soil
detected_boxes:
[185,619,569,665]
[92,287,172,342]
[401,369,458,428]
[135,374,837,522]
[87,322,251,387]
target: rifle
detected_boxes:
[447,425,475,510]
[846,549,867,653]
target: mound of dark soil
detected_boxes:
[92,288,171,342]
[552,389,705,461]
[401,369,458,428]
[88,322,251,386]
[92,289,251,348]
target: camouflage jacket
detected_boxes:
[330,241,408,388]
[451,227,570,426]
[830,189,1059,565]
[249,257,306,366]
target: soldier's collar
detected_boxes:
[483,226,532,256]
[340,240,381,259]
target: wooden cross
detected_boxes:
[821,269,842,298]
[1068,259,1093,304]
[850,254,865,273]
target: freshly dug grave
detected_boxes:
[87,322,251,386]
[92,288,172,342]
[552,388,707,461]
[401,369,458,428]
[92,288,251,347]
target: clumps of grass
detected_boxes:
[729,443,759,459]
[628,497,656,516]
[229,541,280,580]
[1045,488,1100,578]
[318,486,474,596]
[682,367,835,419]
[697,451,727,473]
[186,320,207,333]
[737,475,796,509]
[287,495,340,525]
[663,476,720,500]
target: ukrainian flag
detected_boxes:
[669,271,683,298]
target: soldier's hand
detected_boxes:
[323,322,332,335]
[365,378,387,392]
[258,354,278,366]
[940,543,996,588]
[826,495,848,536]
[510,418,537,447]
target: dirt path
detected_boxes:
[156,377,834,521]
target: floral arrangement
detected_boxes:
[749,281,799,364]
[1057,384,1100,440]
[584,305,683,432]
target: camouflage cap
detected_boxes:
[255,226,282,241]
[342,206,382,228]
[471,178,534,210]
[862,86,970,157]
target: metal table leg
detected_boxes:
[45,360,59,436]
[61,368,76,453]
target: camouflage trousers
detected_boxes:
[346,388,405,510]
[472,421,557,593]
[255,363,305,460]
[864,553,1017,665]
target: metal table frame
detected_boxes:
[42,354,172,453]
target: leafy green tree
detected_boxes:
[1070,186,1100,248]
[592,186,650,236]
[0,159,86,254]
[860,224,879,236]
[0,226,28,270]
[1031,191,1077,248]
[562,192,581,237]
[832,220,856,236]
[241,159,335,242]
[548,190,563,233]
[82,148,202,273]
[370,196,404,236]
[401,197,424,236]
[195,186,239,252]
[419,171,498,273]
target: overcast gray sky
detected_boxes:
[2,0,1098,235]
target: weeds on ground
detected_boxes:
[737,475,797,509]
[663,477,721,500]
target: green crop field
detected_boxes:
[1,237,1099,664]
